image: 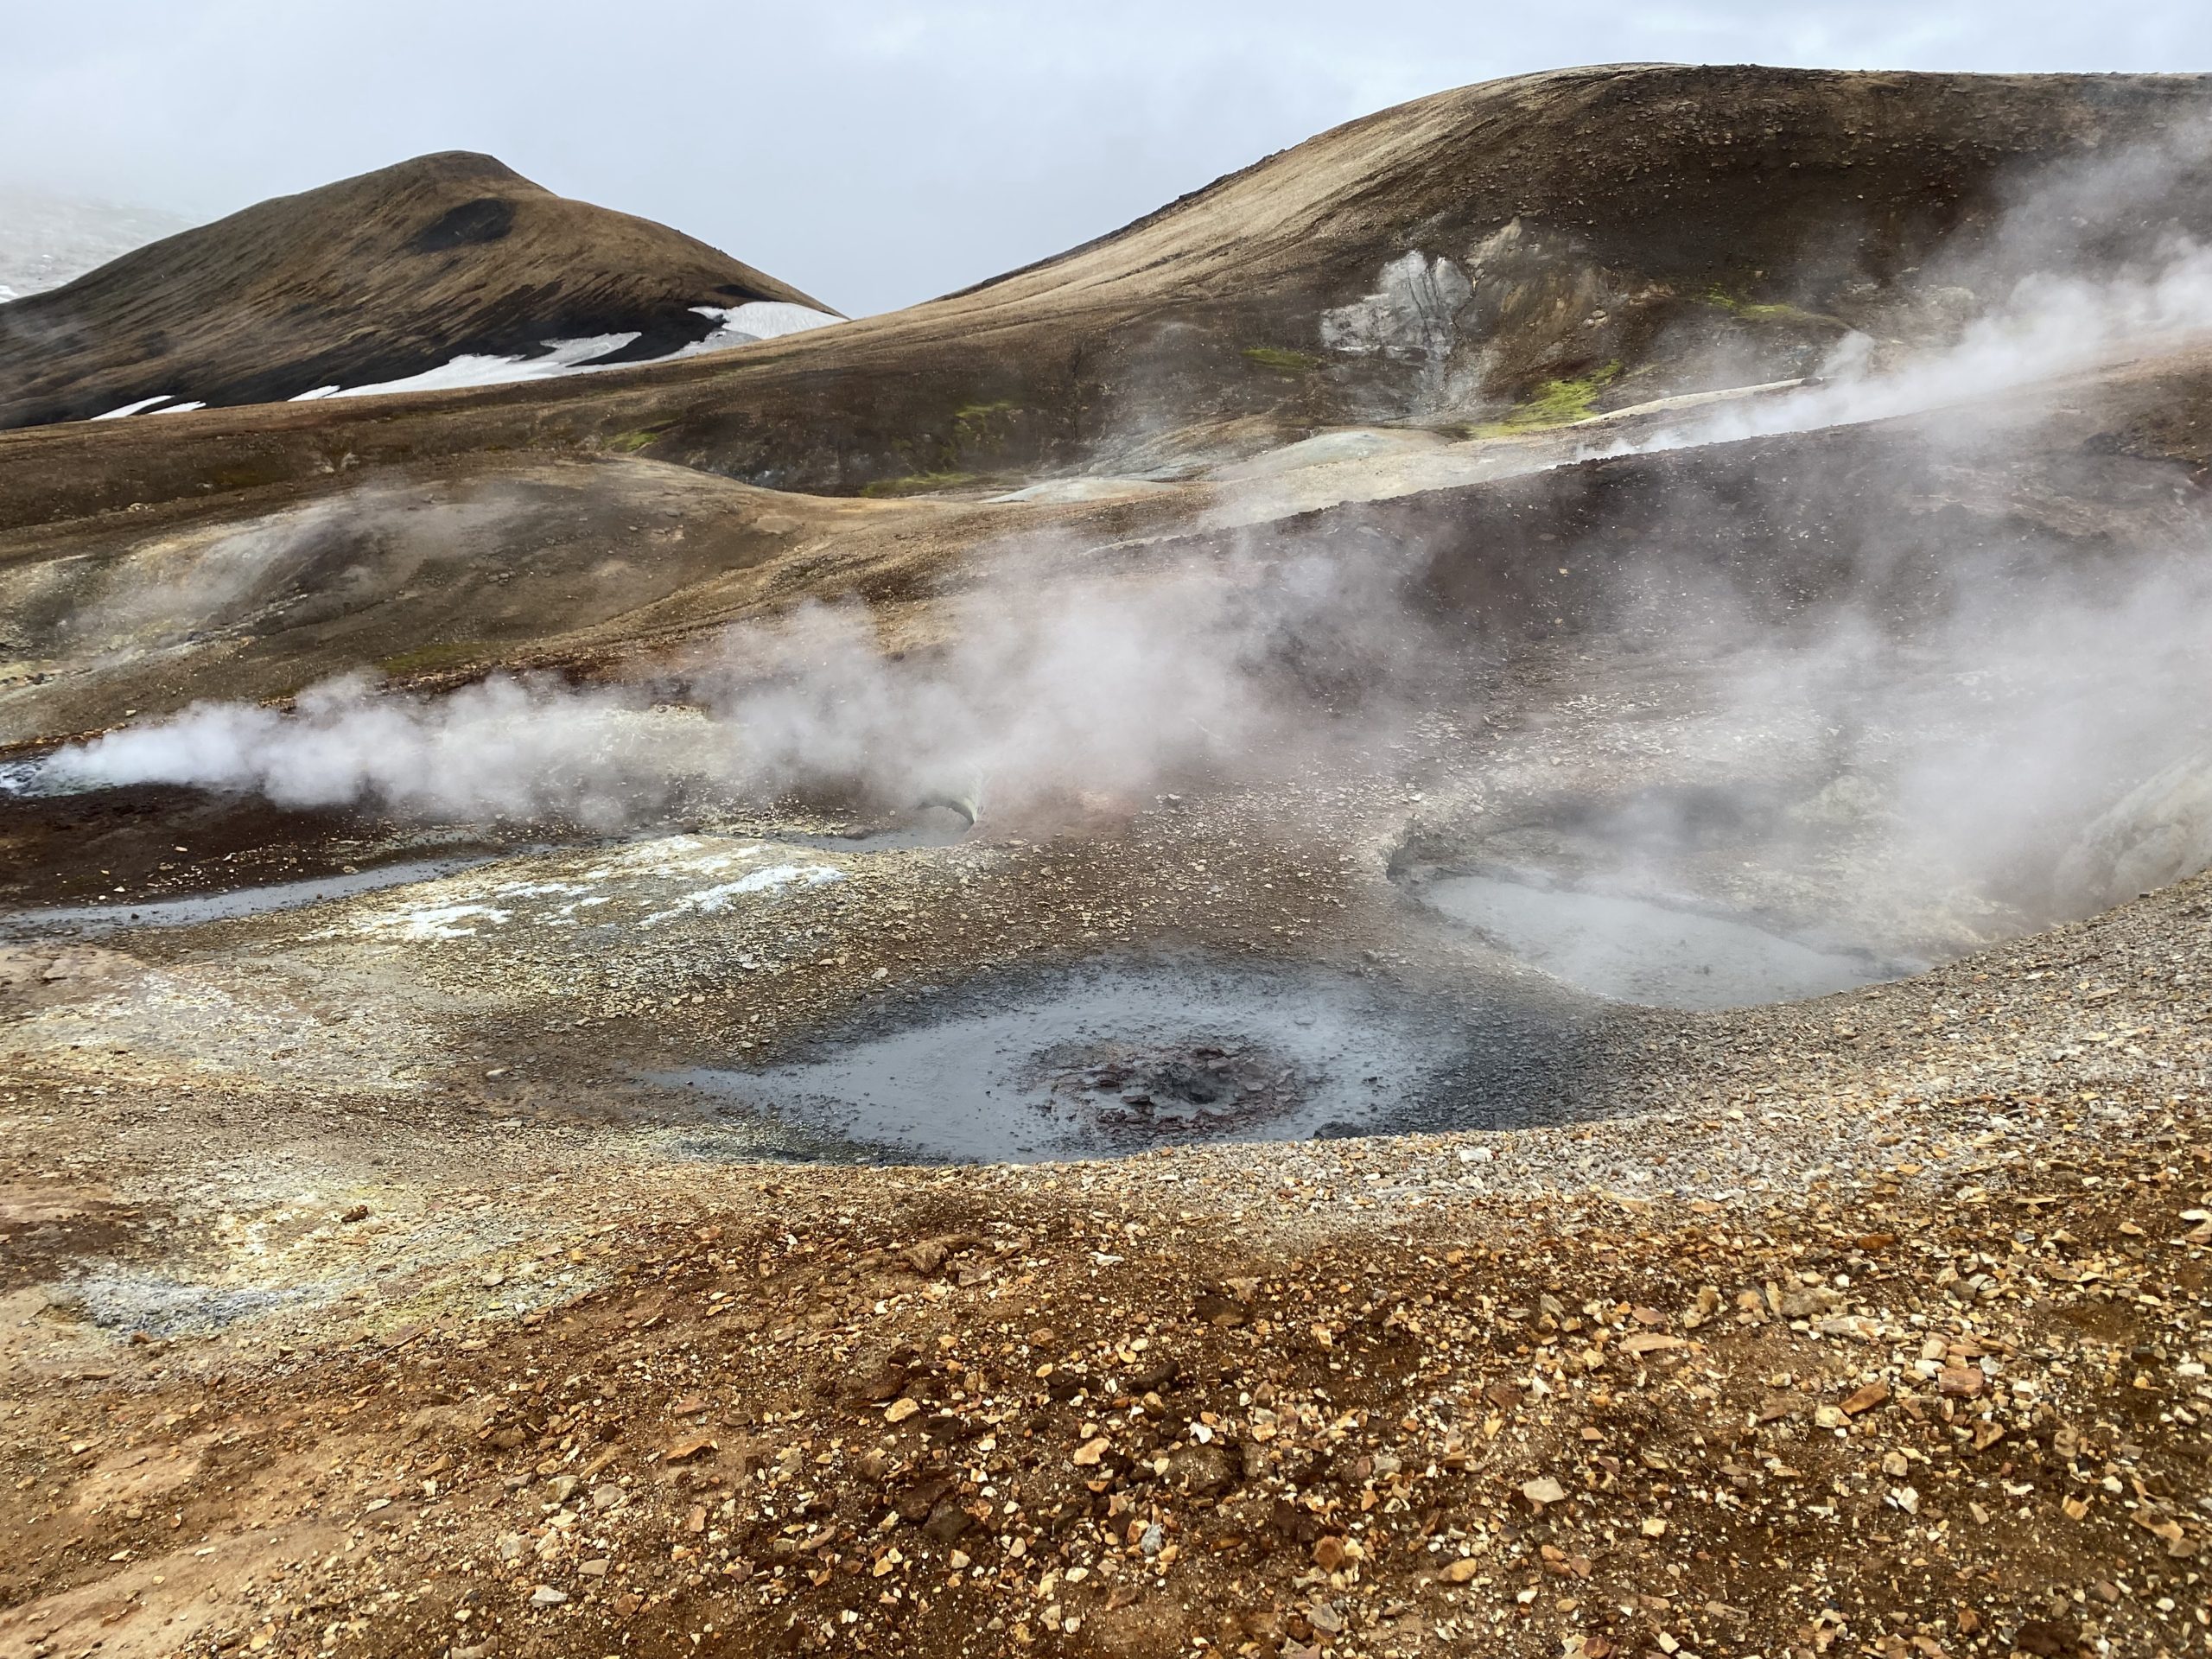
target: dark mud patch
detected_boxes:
[0,1188,169,1294]
[652,957,1597,1163]
[0,769,525,912]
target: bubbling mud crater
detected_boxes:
[657,959,1594,1163]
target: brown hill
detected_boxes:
[0,150,833,429]
[5,64,2209,516]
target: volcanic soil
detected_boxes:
[1,60,2211,1659]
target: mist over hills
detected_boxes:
[0,185,189,302]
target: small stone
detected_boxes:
[1194,1294,1247,1327]
[1072,1437,1112,1466]
[1641,1517,1668,1537]
[340,1204,370,1224]
[1840,1380,1891,1415]
[1313,1535,1347,1572]
[530,1586,568,1606]
[901,1240,950,1274]
[1440,1557,1482,1583]
[1520,1476,1568,1507]
[884,1398,922,1423]
[923,1501,974,1543]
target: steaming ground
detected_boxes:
[10,71,2212,1659]
[24,505,2212,1013]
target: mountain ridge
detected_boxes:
[0,149,835,428]
[11,63,2210,506]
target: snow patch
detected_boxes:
[288,307,839,402]
[86,303,842,417]
[92,394,177,420]
[675,302,842,355]
[319,334,644,398]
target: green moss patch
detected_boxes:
[950,401,1018,453]
[859,472,981,499]
[1699,288,1847,330]
[1243,346,1325,374]
[378,639,492,677]
[1465,361,1623,437]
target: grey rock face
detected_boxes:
[1319,250,1475,364]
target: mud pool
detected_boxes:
[657,959,1589,1162]
[1414,870,1906,1010]
[0,854,518,937]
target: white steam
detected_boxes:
[1586,237,2212,461]
[1587,113,2212,460]
[29,118,2212,969]
[1584,545,2212,942]
[46,545,1430,828]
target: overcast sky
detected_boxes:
[5,2,2211,315]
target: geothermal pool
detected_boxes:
[1414,870,1907,1010]
[658,958,1590,1163]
